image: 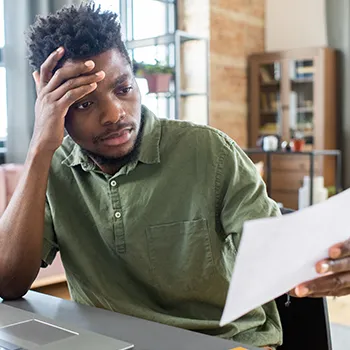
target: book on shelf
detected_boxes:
[293,60,314,79]
[260,92,280,112]
[260,67,273,83]
[296,66,315,75]
[260,93,268,111]
[269,92,277,111]
[289,59,314,80]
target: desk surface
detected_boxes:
[2,291,258,350]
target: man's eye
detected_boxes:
[76,101,93,110]
[119,86,133,95]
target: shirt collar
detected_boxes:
[61,142,91,170]
[61,105,161,170]
[138,105,161,165]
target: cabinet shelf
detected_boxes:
[292,78,314,84]
[260,107,313,116]
[260,81,280,88]
[260,110,279,116]
[296,107,314,113]
[180,91,207,97]
[259,131,279,136]
[126,31,206,49]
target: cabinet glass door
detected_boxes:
[289,59,315,150]
[258,62,282,138]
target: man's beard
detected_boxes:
[81,117,145,169]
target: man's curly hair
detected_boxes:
[26,2,131,71]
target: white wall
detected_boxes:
[265,0,328,51]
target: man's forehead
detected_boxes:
[62,48,130,75]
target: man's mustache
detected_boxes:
[93,122,135,144]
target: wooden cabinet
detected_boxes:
[248,48,338,209]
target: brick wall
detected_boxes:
[178,0,265,146]
[209,0,265,147]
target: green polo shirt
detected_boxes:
[42,105,282,348]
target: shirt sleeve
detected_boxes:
[41,198,59,267]
[216,139,281,245]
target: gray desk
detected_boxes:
[1,291,259,350]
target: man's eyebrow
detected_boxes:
[111,73,130,88]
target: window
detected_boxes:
[95,0,120,13]
[0,0,7,139]
[132,0,168,40]
[95,0,176,119]
[0,0,3,48]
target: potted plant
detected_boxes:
[133,60,174,93]
[290,129,305,152]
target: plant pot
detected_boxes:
[291,138,305,152]
[144,73,172,93]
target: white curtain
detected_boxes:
[3,0,83,163]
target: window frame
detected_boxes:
[99,0,179,119]
[118,0,177,119]
[0,47,3,67]
[0,0,7,142]
[0,0,5,74]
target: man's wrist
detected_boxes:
[26,144,55,166]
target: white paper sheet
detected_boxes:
[220,188,350,326]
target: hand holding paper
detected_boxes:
[220,188,350,326]
[293,233,350,298]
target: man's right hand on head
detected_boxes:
[30,46,105,155]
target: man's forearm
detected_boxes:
[0,148,54,299]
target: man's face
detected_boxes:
[64,49,142,161]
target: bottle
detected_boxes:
[298,176,328,209]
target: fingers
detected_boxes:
[329,239,350,259]
[44,60,96,94]
[50,70,105,101]
[39,47,65,90]
[302,288,350,298]
[57,83,98,110]
[316,257,350,275]
[294,272,350,297]
[291,238,350,300]
[32,71,40,95]
[288,289,297,297]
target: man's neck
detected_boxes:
[91,159,128,175]
[83,117,145,176]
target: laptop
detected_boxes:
[0,303,134,350]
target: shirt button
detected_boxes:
[115,211,121,219]
[110,180,117,187]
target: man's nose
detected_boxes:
[99,99,126,126]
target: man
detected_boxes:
[0,3,349,349]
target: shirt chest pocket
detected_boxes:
[146,218,215,299]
